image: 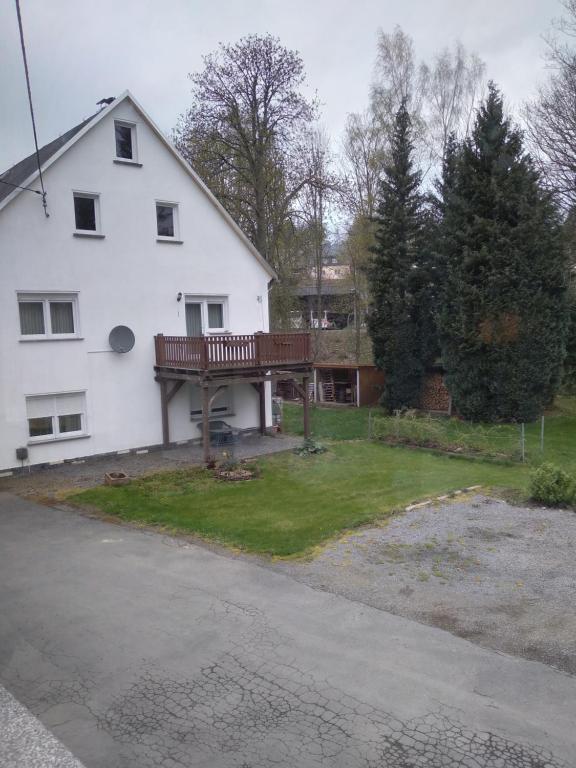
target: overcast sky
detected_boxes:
[0,0,561,173]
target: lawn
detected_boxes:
[72,399,575,558]
[282,402,371,440]
[73,441,526,557]
[283,398,576,472]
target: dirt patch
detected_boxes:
[272,495,576,675]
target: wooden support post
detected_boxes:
[259,382,266,436]
[302,375,310,439]
[160,379,170,447]
[202,384,211,464]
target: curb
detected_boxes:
[405,485,482,512]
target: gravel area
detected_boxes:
[0,684,85,767]
[272,494,576,675]
[0,434,300,499]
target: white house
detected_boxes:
[0,92,310,473]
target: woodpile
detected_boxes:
[419,372,451,413]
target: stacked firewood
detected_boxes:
[419,372,451,413]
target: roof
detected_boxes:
[0,112,99,205]
[0,92,276,279]
[297,282,355,297]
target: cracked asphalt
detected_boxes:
[0,492,575,767]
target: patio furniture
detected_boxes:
[196,420,240,447]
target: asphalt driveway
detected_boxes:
[0,492,575,767]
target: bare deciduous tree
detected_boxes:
[369,27,485,170]
[173,34,317,269]
[424,44,485,161]
[525,1,576,208]
[341,110,384,218]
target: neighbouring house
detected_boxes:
[292,281,357,330]
[0,91,312,472]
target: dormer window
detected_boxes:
[114,120,138,163]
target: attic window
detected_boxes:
[114,121,137,162]
[73,193,101,234]
[156,202,181,242]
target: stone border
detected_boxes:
[405,485,482,512]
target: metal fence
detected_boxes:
[368,411,547,463]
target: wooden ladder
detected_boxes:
[321,372,335,402]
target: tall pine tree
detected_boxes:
[438,84,569,422]
[367,101,433,411]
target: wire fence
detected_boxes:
[368,411,546,463]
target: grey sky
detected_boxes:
[0,0,560,173]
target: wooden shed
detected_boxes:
[311,330,385,407]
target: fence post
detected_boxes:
[540,414,545,453]
[368,409,372,439]
[520,423,526,463]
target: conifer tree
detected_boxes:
[367,101,432,411]
[438,84,569,422]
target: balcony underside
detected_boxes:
[154,361,312,385]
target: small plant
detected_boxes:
[294,438,327,456]
[530,463,574,507]
[219,457,240,473]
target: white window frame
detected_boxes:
[17,292,81,341]
[155,200,181,242]
[190,384,234,420]
[113,119,139,164]
[185,295,229,335]
[73,191,102,236]
[26,391,88,444]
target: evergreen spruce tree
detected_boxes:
[367,102,432,411]
[438,84,569,422]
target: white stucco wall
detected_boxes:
[0,97,272,470]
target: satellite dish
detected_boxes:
[109,325,135,353]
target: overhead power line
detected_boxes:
[0,178,43,194]
[14,0,49,217]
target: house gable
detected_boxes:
[0,91,275,280]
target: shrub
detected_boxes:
[530,463,574,507]
[294,439,327,456]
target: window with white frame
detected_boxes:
[190,385,233,419]
[185,297,228,335]
[156,202,180,240]
[73,192,101,233]
[26,392,87,442]
[18,293,79,339]
[114,120,137,161]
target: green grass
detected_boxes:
[73,441,528,557]
[72,398,575,558]
[284,399,576,473]
[282,402,371,440]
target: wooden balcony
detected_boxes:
[154,332,311,374]
[154,331,312,460]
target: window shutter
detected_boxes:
[26,395,52,419]
[54,392,85,416]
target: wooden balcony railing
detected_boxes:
[154,332,311,371]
